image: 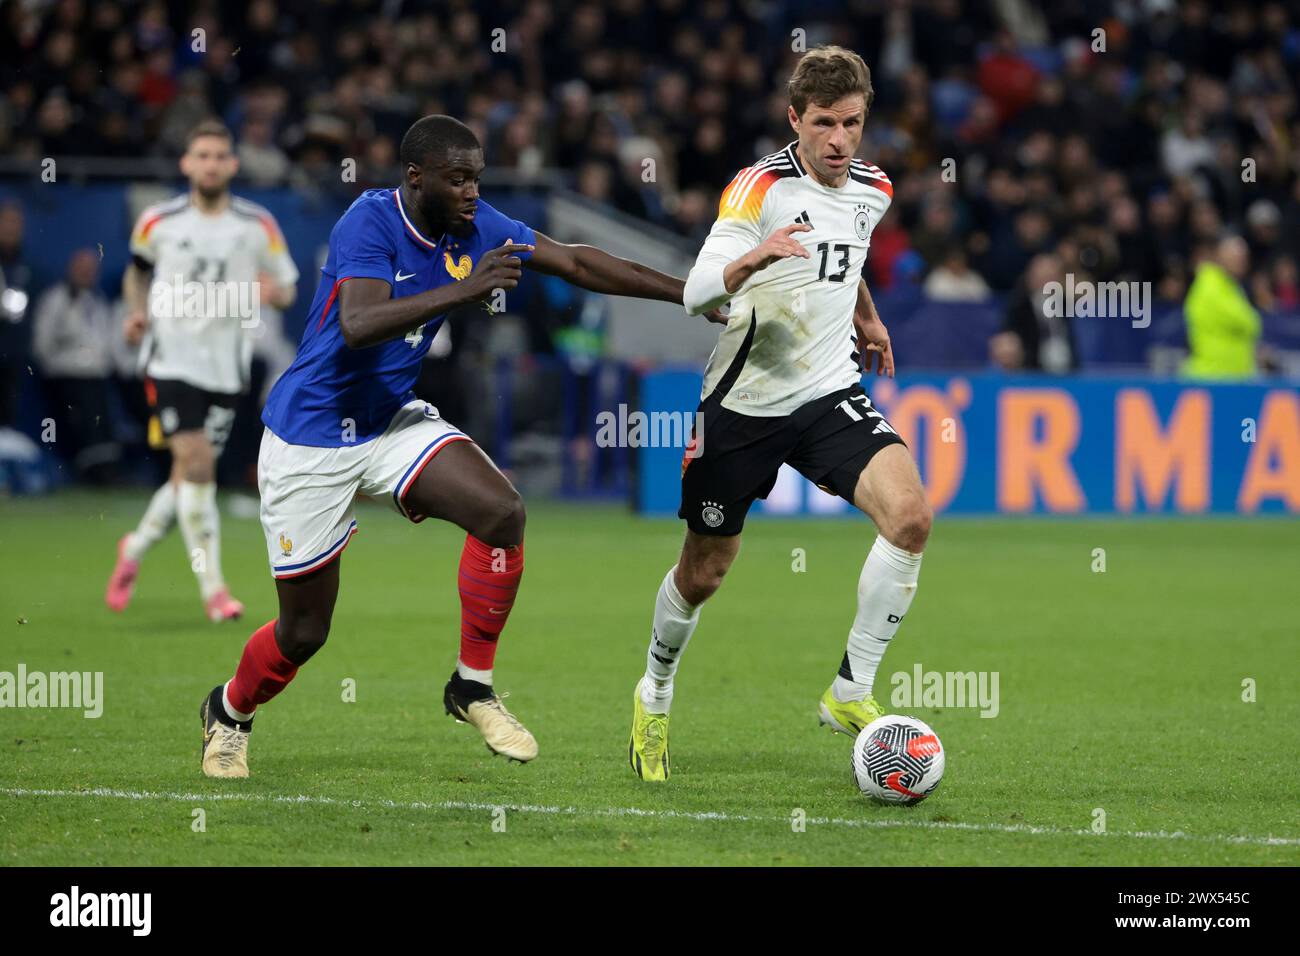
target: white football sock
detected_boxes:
[832,535,923,702]
[222,680,254,723]
[457,661,493,685]
[123,482,177,561]
[640,566,701,715]
[177,480,224,600]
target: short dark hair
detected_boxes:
[787,45,874,118]
[185,119,233,150]
[400,114,481,168]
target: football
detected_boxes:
[852,715,945,805]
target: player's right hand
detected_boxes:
[463,241,533,301]
[123,310,148,346]
[750,223,811,272]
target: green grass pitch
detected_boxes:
[1,490,1296,866]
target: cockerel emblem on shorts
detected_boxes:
[444,251,473,280]
[278,533,293,557]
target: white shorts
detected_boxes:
[258,399,470,579]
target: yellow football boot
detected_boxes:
[818,686,885,736]
[629,679,670,781]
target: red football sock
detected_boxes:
[457,535,524,676]
[227,619,298,716]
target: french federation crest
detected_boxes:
[444,251,473,280]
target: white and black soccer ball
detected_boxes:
[852,715,945,805]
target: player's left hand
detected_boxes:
[854,311,894,377]
[703,307,728,325]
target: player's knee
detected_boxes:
[180,460,214,484]
[677,554,730,605]
[889,497,932,553]
[176,445,215,483]
[475,490,525,548]
[276,616,330,664]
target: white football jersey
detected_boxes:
[685,142,893,416]
[129,194,299,394]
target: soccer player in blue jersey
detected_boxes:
[199,115,711,777]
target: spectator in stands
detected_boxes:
[1267,256,1300,312]
[978,206,1054,292]
[990,251,1076,373]
[237,116,290,186]
[976,29,1040,126]
[909,197,960,272]
[31,247,120,481]
[576,160,614,205]
[1161,111,1215,178]
[1244,200,1283,269]
[670,188,714,247]
[923,245,991,302]
[1183,235,1261,381]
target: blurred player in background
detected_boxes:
[629,47,932,782]
[105,120,299,622]
[199,114,719,778]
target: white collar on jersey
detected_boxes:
[785,141,807,176]
[393,188,445,250]
[786,141,875,191]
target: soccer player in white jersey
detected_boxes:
[105,120,299,622]
[628,47,933,781]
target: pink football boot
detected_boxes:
[205,587,245,622]
[105,535,140,612]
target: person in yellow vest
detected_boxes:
[1183,235,1260,379]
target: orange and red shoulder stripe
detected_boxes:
[133,213,164,242]
[256,214,286,252]
[719,166,780,222]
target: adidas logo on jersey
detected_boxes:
[793,210,813,228]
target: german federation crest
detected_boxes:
[854,204,870,240]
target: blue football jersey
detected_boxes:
[262,188,536,447]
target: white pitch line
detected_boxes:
[2,787,1297,848]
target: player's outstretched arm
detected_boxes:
[338,243,531,348]
[525,231,687,305]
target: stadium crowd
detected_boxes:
[5,1,1300,293]
[1,0,1299,479]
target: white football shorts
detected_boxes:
[258,399,470,578]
